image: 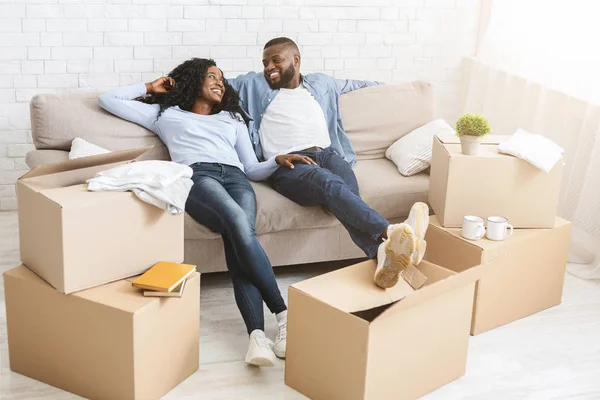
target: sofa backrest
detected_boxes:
[29,91,170,161]
[340,80,436,160]
[30,80,435,161]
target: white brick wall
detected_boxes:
[0,0,481,210]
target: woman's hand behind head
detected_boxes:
[145,77,175,94]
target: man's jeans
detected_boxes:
[270,147,389,259]
[186,162,286,335]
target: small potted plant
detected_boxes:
[455,113,491,155]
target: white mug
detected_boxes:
[486,216,514,241]
[462,215,485,240]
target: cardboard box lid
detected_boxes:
[373,261,481,320]
[291,260,478,317]
[429,215,571,260]
[4,265,199,314]
[291,261,413,314]
[436,134,510,159]
[437,134,508,145]
[19,146,152,181]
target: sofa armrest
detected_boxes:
[26,149,69,169]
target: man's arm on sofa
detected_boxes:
[334,78,383,95]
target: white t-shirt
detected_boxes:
[259,83,331,159]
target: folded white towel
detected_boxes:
[87,160,194,215]
[498,128,565,173]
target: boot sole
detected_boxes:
[374,224,415,289]
[412,203,429,266]
[274,347,286,359]
[415,238,427,266]
[245,342,276,367]
[245,355,275,367]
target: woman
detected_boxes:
[98,58,314,367]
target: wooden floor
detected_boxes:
[1,210,599,399]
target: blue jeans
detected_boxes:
[270,147,389,259]
[185,163,287,335]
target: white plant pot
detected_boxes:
[459,135,484,155]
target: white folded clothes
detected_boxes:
[498,128,565,173]
[90,159,193,188]
[87,160,194,215]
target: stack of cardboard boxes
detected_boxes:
[4,148,200,400]
[5,136,570,400]
[284,135,570,399]
[426,135,571,335]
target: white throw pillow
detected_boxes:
[385,119,456,176]
[69,137,111,160]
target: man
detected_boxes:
[228,37,429,290]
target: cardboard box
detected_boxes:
[428,135,563,228]
[4,265,200,400]
[17,147,184,294]
[285,260,480,400]
[424,215,571,335]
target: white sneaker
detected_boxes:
[374,223,416,289]
[245,330,276,367]
[273,310,287,359]
[404,202,429,265]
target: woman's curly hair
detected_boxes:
[138,58,249,124]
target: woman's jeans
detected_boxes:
[185,162,287,334]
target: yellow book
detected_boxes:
[143,279,186,298]
[132,261,196,292]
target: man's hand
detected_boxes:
[145,77,175,94]
[275,154,317,169]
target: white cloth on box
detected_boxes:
[87,160,193,215]
[498,128,565,173]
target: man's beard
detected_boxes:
[265,63,296,89]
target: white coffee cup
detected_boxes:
[486,216,514,241]
[462,215,485,240]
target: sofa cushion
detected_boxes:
[184,180,339,240]
[341,81,436,160]
[30,92,170,162]
[26,149,69,168]
[186,159,430,240]
[353,158,430,219]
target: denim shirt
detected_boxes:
[227,72,381,166]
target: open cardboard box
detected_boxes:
[424,215,571,335]
[4,264,200,400]
[285,259,480,400]
[428,135,562,228]
[17,147,184,294]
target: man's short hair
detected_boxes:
[263,37,300,54]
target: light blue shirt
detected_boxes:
[228,72,381,165]
[98,83,279,181]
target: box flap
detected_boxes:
[4,265,199,313]
[377,263,482,319]
[437,134,508,145]
[430,215,510,260]
[19,146,153,180]
[401,264,427,289]
[290,260,415,313]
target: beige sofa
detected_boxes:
[26,81,434,274]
